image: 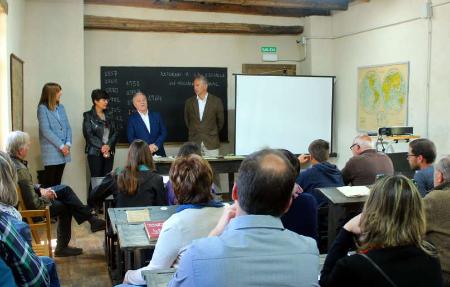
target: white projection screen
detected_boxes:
[235,75,334,155]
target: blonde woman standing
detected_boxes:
[37,82,72,187]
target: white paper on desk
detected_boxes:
[337,186,370,197]
[203,156,218,160]
[126,209,150,223]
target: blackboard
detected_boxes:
[100,66,228,144]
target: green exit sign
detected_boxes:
[261,47,277,53]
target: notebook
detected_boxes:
[126,209,150,223]
[144,221,165,242]
[337,186,370,197]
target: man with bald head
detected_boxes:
[342,134,394,186]
[168,149,319,287]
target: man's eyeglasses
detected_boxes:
[406,154,418,159]
[349,143,359,150]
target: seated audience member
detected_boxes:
[297,139,344,207]
[168,149,320,287]
[121,154,224,286]
[0,151,59,286]
[342,134,394,186]
[127,92,167,156]
[279,149,318,240]
[6,131,105,257]
[408,138,436,197]
[166,142,217,205]
[167,142,202,205]
[90,139,166,208]
[320,175,443,287]
[424,156,450,286]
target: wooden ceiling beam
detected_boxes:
[183,0,348,10]
[84,15,303,34]
[84,0,331,17]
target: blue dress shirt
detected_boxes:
[168,215,320,287]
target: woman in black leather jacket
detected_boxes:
[83,89,118,183]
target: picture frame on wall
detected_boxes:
[10,54,24,131]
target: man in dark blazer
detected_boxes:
[184,75,224,156]
[127,92,167,156]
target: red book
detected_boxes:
[144,221,165,241]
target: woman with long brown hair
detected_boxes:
[320,175,442,287]
[90,139,166,208]
[37,82,72,187]
[122,154,224,286]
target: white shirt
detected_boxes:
[197,93,208,121]
[138,110,151,133]
[124,206,224,285]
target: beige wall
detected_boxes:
[5,0,450,201]
[0,0,25,148]
[84,4,305,172]
[22,0,86,200]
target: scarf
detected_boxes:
[176,200,224,213]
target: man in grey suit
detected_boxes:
[184,75,224,156]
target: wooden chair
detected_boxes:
[16,187,53,257]
[19,207,53,257]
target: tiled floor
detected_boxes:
[51,219,112,286]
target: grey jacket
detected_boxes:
[37,104,72,166]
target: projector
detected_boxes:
[378,126,413,136]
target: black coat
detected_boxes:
[89,169,167,208]
[82,107,118,156]
[320,228,443,287]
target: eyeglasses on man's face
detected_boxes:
[406,154,418,159]
[349,143,359,150]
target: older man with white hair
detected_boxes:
[127,92,167,156]
[424,156,450,286]
[6,131,106,257]
[341,134,394,186]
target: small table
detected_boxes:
[316,187,368,249]
[109,206,177,275]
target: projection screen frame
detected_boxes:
[234,74,335,156]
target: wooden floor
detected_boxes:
[50,217,112,287]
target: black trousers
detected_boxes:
[87,155,114,206]
[48,185,92,248]
[42,164,66,188]
[87,154,114,178]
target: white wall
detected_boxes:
[84,4,305,170]
[303,0,450,168]
[22,0,86,200]
[428,1,450,156]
